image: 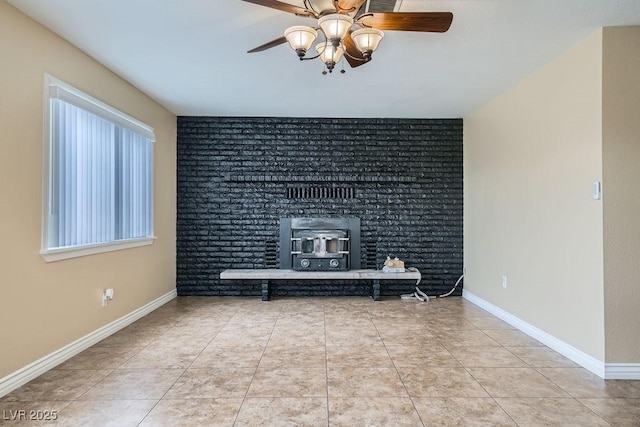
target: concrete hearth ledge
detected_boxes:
[220,269,422,301]
[219,269,421,280]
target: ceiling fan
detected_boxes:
[243,0,453,74]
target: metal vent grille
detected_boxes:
[264,240,278,268]
[363,240,378,269]
[286,186,355,199]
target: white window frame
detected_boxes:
[41,74,156,262]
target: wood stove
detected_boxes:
[280,218,361,271]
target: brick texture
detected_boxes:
[177,117,463,297]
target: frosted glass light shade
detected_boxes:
[284,26,318,51]
[307,0,334,13]
[351,28,384,53]
[318,13,353,40]
[315,43,345,64]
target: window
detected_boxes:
[41,75,155,262]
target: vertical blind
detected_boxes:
[45,79,154,250]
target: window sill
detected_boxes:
[40,237,156,262]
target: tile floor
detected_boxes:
[2,296,640,426]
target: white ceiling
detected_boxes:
[7,0,640,118]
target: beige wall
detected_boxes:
[0,1,176,378]
[464,30,605,360]
[602,27,640,363]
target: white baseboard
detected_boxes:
[463,290,610,377]
[604,363,640,380]
[0,289,177,398]
[463,290,640,380]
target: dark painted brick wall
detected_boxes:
[177,117,463,297]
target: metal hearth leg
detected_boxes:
[261,280,270,301]
[372,279,381,301]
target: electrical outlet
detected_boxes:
[501,275,508,289]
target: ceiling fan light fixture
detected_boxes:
[284,26,318,57]
[318,13,353,41]
[351,27,384,56]
[315,43,345,71]
[245,1,454,75]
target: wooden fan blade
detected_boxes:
[342,32,368,68]
[334,0,367,13]
[359,12,453,32]
[241,0,315,17]
[248,36,288,53]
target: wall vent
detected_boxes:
[286,186,355,200]
[264,240,278,268]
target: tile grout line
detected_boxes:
[139,300,244,426]
[230,299,283,426]
[368,306,428,427]
[323,304,330,427]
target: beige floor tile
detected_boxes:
[93,327,161,348]
[467,316,515,330]
[164,367,254,399]
[385,344,462,368]
[427,300,491,318]
[79,369,183,400]
[537,368,640,398]
[5,296,639,427]
[369,323,426,339]
[139,398,243,427]
[328,367,408,397]
[506,346,579,368]
[247,367,327,398]
[42,399,157,427]
[276,313,326,325]
[579,398,640,426]
[171,317,229,330]
[447,346,528,368]
[425,318,479,332]
[325,317,376,329]
[54,346,140,370]
[260,344,326,368]
[209,331,271,347]
[191,343,265,369]
[381,334,436,347]
[154,326,219,347]
[329,397,423,427]
[412,397,517,426]
[268,329,326,347]
[236,397,328,427]
[436,329,501,348]
[324,307,370,318]
[217,323,275,337]
[126,314,179,332]
[280,299,328,312]
[398,367,489,398]
[119,345,201,369]
[468,367,569,398]
[325,329,382,346]
[376,326,436,341]
[483,329,544,347]
[495,397,611,426]
[326,342,393,368]
[2,370,112,402]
